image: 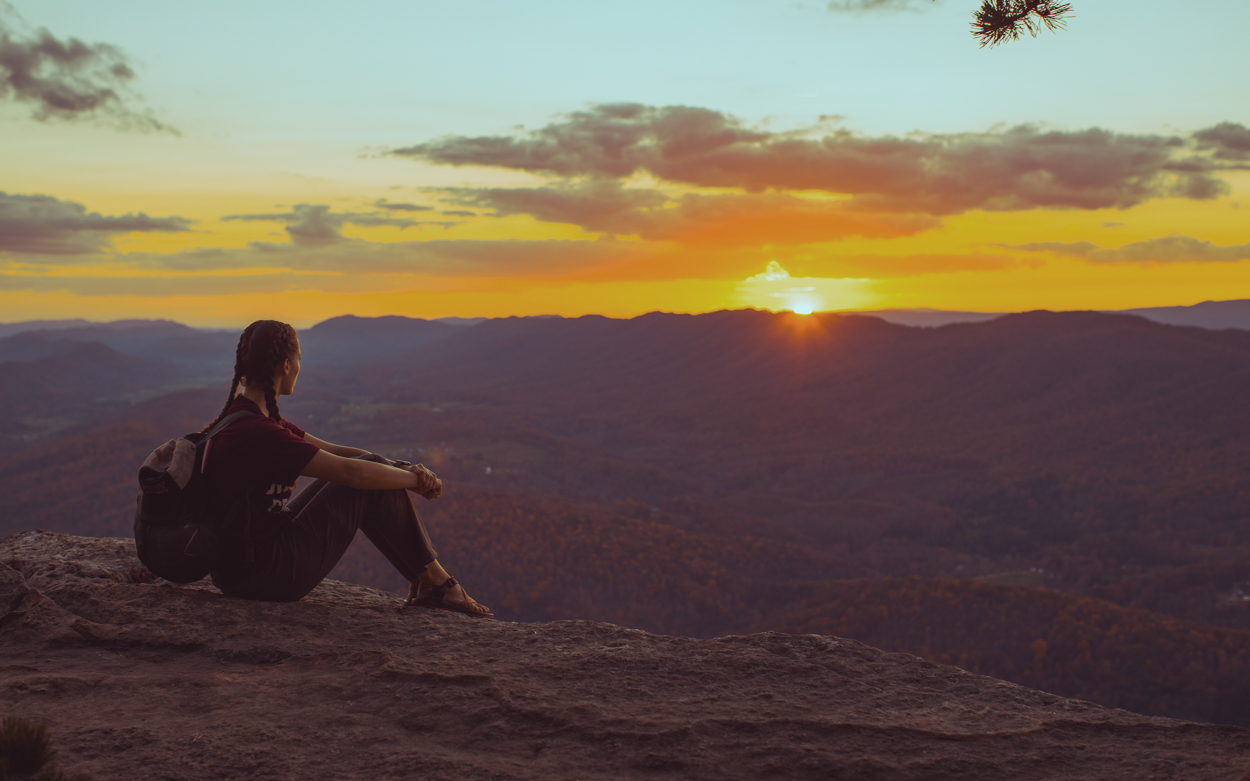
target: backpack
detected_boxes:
[133,409,258,583]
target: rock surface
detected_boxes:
[3,531,1250,781]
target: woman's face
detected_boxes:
[277,335,302,396]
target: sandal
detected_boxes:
[404,576,494,618]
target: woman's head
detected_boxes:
[202,319,299,431]
[236,319,300,398]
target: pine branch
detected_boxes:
[966,0,1074,47]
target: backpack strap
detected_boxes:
[204,409,260,440]
[197,409,260,476]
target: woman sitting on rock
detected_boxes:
[199,319,491,617]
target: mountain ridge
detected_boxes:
[7,297,1250,341]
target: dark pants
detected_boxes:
[212,454,438,602]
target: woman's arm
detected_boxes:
[304,432,375,460]
[301,450,441,497]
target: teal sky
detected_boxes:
[12,0,1248,148]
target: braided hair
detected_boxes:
[201,320,299,432]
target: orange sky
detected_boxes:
[3,169,1245,328]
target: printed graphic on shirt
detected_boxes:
[264,481,297,514]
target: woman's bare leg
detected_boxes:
[416,560,451,588]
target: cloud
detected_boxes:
[658,192,940,245]
[1193,122,1250,162]
[0,234,642,299]
[446,180,667,235]
[0,18,174,132]
[85,236,634,278]
[0,269,337,297]
[222,204,439,246]
[827,0,930,11]
[394,104,767,179]
[443,181,940,244]
[392,104,1237,215]
[1003,236,1250,264]
[373,199,433,212]
[0,191,192,254]
[1002,241,1098,257]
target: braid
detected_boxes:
[200,319,296,431]
[257,321,295,423]
[262,377,281,423]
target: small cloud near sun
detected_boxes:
[735,260,877,314]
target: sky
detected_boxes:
[1,0,1248,327]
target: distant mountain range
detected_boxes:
[5,297,1250,349]
[7,306,1250,725]
[859,299,1250,329]
[1117,299,1250,329]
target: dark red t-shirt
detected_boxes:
[202,396,321,541]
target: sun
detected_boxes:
[735,262,877,316]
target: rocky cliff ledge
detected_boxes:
[3,530,1249,781]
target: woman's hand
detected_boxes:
[401,463,442,499]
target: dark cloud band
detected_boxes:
[442,181,940,244]
[222,204,450,246]
[373,199,433,212]
[392,104,1240,216]
[0,191,192,255]
[11,237,633,280]
[1003,236,1250,264]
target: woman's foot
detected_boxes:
[405,576,493,618]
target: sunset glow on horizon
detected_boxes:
[2,0,1247,328]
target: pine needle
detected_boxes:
[969,0,1074,47]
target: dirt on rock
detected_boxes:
[3,530,1249,781]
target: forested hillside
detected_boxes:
[4,308,1250,724]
